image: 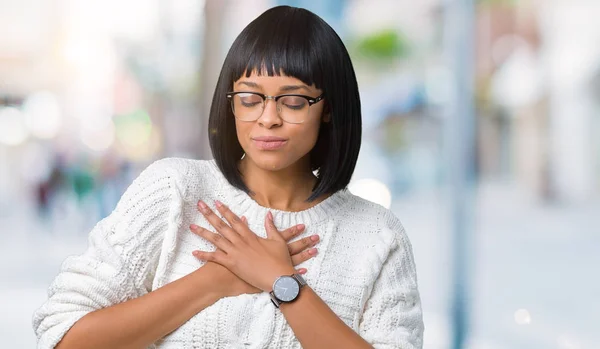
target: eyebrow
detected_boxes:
[237,81,259,88]
[236,81,311,93]
[279,85,310,93]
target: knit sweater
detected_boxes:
[33,158,424,349]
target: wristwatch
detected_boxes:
[269,273,307,308]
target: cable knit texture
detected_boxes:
[33,158,424,349]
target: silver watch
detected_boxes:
[269,273,307,308]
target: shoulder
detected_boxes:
[135,157,220,195]
[140,157,209,180]
[337,192,410,250]
[337,193,418,284]
[114,157,219,213]
[339,192,406,233]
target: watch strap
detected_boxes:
[291,273,307,287]
[269,292,282,308]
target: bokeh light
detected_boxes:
[115,109,153,148]
[348,178,393,209]
[80,119,116,152]
[0,107,29,146]
[514,308,532,325]
[22,91,63,139]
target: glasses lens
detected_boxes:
[277,96,309,123]
[231,93,264,121]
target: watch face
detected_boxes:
[273,276,300,302]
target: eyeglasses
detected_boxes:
[226,91,324,124]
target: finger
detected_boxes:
[214,200,248,236]
[280,224,306,242]
[297,268,307,275]
[264,211,284,241]
[197,201,239,242]
[287,234,319,255]
[190,224,233,252]
[192,249,228,265]
[291,248,318,266]
[241,216,248,226]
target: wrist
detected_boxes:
[263,264,297,292]
[189,267,223,306]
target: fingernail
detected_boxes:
[198,201,208,213]
[297,224,305,231]
[192,251,199,256]
[309,248,318,255]
[310,235,319,242]
[190,224,199,230]
[267,211,273,221]
[215,200,223,208]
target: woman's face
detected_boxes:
[232,72,327,172]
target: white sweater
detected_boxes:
[33,158,424,349]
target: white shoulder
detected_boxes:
[120,157,214,207]
[342,194,407,242]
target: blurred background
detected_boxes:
[1,0,599,348]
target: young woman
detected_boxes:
[33,6,424,349]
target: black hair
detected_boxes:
[208,5,362,202]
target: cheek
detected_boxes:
[305,125,321,146]
[291,122,321,153]
[296,106,325,150]
[234,122,250,145]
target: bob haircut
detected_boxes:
[208,5,362,202]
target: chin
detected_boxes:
[245,151,295,172]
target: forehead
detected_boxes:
[233,71,317,93]
[235,71,303,84]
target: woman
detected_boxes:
[33,6,424,349]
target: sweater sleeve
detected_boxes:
[32,158,187,349]
[358,215,424,349]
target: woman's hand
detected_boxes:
[192,200,312,292]
[190,201,319,294]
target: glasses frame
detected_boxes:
[226,91,325,124]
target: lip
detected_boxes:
[252,136,287,142]
[251,136,288,150]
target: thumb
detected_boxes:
[264,211,283,241]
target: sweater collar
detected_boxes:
[207,159,351,227]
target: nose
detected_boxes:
[257,98,283,129]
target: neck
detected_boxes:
[239,157,320,212]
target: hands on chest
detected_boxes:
[189,200,319,298]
